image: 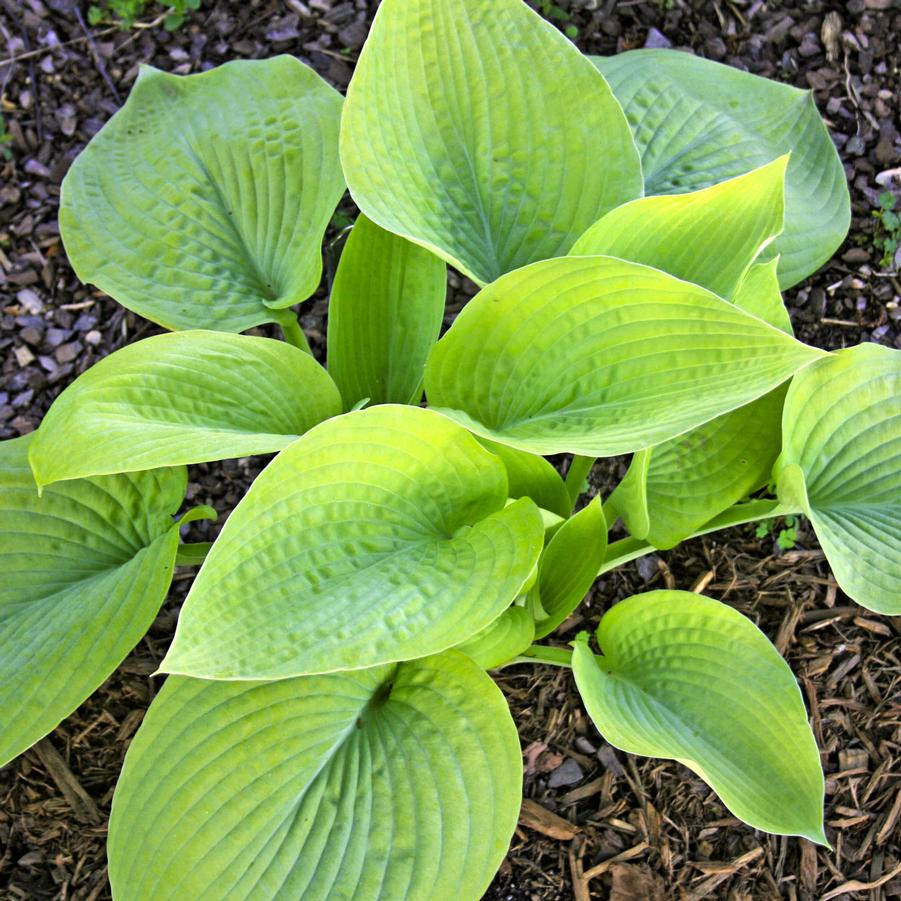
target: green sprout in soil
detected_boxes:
[88,0,201,31]
[755,515,799,550]
[873,190,900,270]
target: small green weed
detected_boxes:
[0,117,12,162]
[88,0,201,31]
[873,190,900,270]
[535,1,579,38]
[755,515,799,550]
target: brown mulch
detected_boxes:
[1,0,900,899]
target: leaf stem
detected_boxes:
[598,497,797,575]
[275,311,313,355]
[565,455,596,507]
[175,542,213,567]
[513,645,574,668]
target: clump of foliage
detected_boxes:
[87,0,200,31]
[873,189,900,269]
[2,0,898,898]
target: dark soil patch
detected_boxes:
[1,1,900,899]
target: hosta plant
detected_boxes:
[2,1,899,898]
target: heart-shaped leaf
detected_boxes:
[456,606,534,669]
[0,436,184,766]
[572,590,825,842]
[591,49,850,289]
[606,261,792,549]
[425,255,823,456]
[162,405,545,679]
[109,651,521,901]
[340,0,642,286]
[327,214,447,409]
[29,331,342,486]
[571,157,787,300]
[60,57,345,332]
[776,343,901,614]
[533,497,606,639]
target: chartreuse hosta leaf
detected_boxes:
[592,49,850,289]
[340,0,642,287]
[162,406,544,679]
[571,157,787,300]
[456,606,534,669]
[60,57,344,333]
[29,331,341,486]
[776,343,901,614]
[533,497,606,639]
[573,591,826,842]
[0,435,184,766]
[425,256,823,457]
[327,214,446,409]
[478,438,571,520]
[607,260,793,549]
[109,651,521,901]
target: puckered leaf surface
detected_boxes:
[606,260,793,549]
[591,49,849,289]
[60,57,345,332]
[425,256,823,456]
[327,214,447,409]
[162,405,544,679]
[571,157,787,300]
[109,652,521,901]
[340,0,642,286]
[0,436,184,766]
[776,343,901,614]
[29,331,342,485]
[573,591,825,842]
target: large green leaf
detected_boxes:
[478,438,571,519]
[60,57,345,332]
[533,497,606,639]
[606,261,792,549]
[592,49,850,289]
[776,343,901,614]
[29,331,342,486]
[340,0,642,287]
[162,405,544,679]
[572,591,825,842]
[327,214,446,409]
[109,651,521,901]
[571,157,787,300]
[0,436,184,767]
[425,256,824,456]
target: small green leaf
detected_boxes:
[340,0,642,286]
[571,157,788,300]
[327,214,446,409]
[456,606,535,669]
[478,438,571,519]
[29,331,342,485]
[776,343,901,614]
[533,496,606,638]
[425,255,824,456]
[0,435,184,767]
[162,405,545,679]
[109,651,521,901]
[572,590,825,842]
[592,49,850,289]
[60,57,345,332]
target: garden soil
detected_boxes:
[0,0,899,898]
